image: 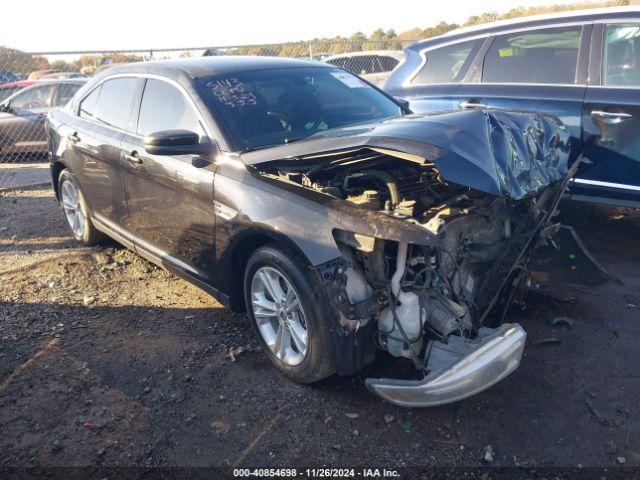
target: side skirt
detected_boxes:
[91,215,231,308]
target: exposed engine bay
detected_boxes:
[257,146,572,406]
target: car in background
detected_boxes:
[40,72,87,80]
[0,79,86,158]
[323,50,405,86]
[93,63,129,76]
[0,80,38,103]
[385,7,640,208]
[0,68,19,85]
[27,70,62,80]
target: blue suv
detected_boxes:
[385,7,640,208]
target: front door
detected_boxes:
[121,78,217,283]
[576,23,640,206]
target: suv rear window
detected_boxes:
[482,26,581,85]
[603,24,640,87]
[411,39,484,85]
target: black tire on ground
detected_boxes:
[58,169,104,246]
[244,245,336,384]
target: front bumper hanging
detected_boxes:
[365,323,526,407]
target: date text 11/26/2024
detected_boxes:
[232,468,401,478]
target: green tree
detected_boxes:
[0,47,50,74]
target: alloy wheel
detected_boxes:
[250,266,309,366]
[60,179,85,238]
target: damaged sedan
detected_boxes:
[46,57,574,407]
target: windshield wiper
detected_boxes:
[242,135,314,153]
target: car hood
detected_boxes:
[240,109,574,200]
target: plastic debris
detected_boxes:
[226,346,247,362]
[532,337,562,347]
[484,445,495,463]
[585,398,607,425]
[211,420,231,435]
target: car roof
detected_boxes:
[105,56,331,79]
[0,80,37,89]
[36,78,88,86]
[5,78,87,95]
[408,6,640,50]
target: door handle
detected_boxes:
[68,132,80,143]
[591,110,633,124]
[459,100,488,110]
[124,151,143,165]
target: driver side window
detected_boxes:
[10,84,56,110]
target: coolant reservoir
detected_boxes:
[379,291,423,359]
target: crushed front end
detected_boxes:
[252,109,575,406]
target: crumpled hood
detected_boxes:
[240,109,574,200]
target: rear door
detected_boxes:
[452,24,589,155]
[120,77,217,283]
[64,77,141,236]
[392,38,486,113]
[576,22,640,206]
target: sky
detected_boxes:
[3,0,594,53]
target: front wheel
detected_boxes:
[58,169,103,245]
[244,245,336,383]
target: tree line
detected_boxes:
[0,0,631,75]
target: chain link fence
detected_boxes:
[0,39,418,190]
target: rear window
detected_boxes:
[411,39,484,84]
[482,26,581,84]
[603,24,640,87]
[94,77,139,130]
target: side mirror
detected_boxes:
[144,129,214,157]
[396,98,411,114]
[0,103,10,113]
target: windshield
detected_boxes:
[196,67,402,151]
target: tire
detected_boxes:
[58,169,103,245]
[244,245,336,383]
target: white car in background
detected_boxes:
[323,50,405,87]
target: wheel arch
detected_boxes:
[51,160,69,200]
[224,229,316,312]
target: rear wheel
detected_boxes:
[58,169,103,245]
[244,245,336,383]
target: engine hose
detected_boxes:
[361,170,400,207]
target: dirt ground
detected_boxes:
[1,183,639,475]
